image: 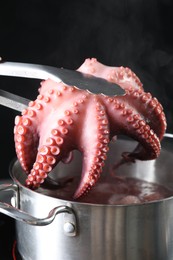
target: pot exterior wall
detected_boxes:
[16,184,173,260]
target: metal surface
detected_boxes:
[0,186,75,226]
[0,61,125,96]
[1,136,173,260]
[0,89,29,111]
[0,184,77,237]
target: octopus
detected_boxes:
[14,58,167,199]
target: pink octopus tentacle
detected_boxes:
[25,91,90,189]
[121,88,167,140]
[15,80,81,183]
[102,96,160,160]
[25,111,80,188]
[112,89,167,161]
[25,129,67,188]
[14,111,39,173]
[74,100,110,199]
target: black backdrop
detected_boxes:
[0,0,173,179]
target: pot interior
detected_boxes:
[10,135,173,204]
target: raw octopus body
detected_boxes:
[14,58,167,199]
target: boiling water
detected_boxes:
[40,174,173,205]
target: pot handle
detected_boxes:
[0,183,77,236]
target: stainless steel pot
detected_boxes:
[1,135,173,260]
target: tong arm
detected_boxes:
[0,61,125,96]
[0,89,29,112]
[0,62,62,83]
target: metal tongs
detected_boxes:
[0,60,124,112]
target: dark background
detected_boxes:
[0,0,173,178]
[0,1,173,258]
